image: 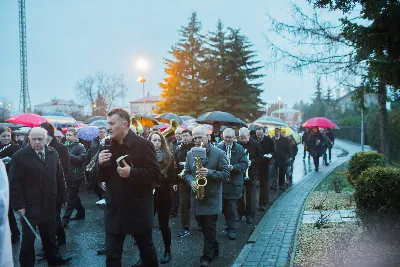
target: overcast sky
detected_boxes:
[1,0,340,113]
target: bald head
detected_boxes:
[29,127,47,151]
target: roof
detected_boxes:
[130,94,162,104]
[35,99,84,107]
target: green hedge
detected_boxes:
[346,151,387,186]
[355,166,400,243]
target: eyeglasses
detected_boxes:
[224,136,234,139]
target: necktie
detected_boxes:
[38,151,45,162]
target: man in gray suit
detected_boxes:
[184,126,229,267]
[217,128,247,240]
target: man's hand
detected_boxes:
[172,184,178,191]
[198,167,208,177]
[190,181,198,192]
[117,159,131,178]
[228,165,233,171]
[248,160,252,167]
[101,182,107,191]
[99,150,112,165]
[17,208,26,217]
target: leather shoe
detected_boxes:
[236,215,243,222]
[133,259,143,267]
[246,217,254,224]
[48,256,73,266]
[62,221,68,228]
[70,214,85,221]
[160,251,171,264]
[228,231,236,240]
[200,259,211,267]
[259,205,266,211]
[97,248,107,255]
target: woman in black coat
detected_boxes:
[307,126,324,171]
[149,131,173,264]
[0,126,21,243]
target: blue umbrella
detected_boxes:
[77,126,99,142]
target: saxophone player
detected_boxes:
[183,126,229,267]
[216,128,248,240]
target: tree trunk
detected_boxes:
[377,80,390,160]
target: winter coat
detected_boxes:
[9,145,67,224]
[174,143,194,184]
[92,130,161,235]
[86,137,100,166]
[48,138,70,178]
[66,141,86,181]
[184,144,229,215]
[238,138,263,180]
[272,136,293,167]
[217,142,247,199]
[258,135,276,168]
[0,161,13,267]
[0,143,20,174]
[307,132,325,158]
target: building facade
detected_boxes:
[130,94,161,114]
[34,99,84,115]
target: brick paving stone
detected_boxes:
[232,140,363,266]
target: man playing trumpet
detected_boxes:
[217,128,248,240]
[183,126,229,267]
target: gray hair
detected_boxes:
[239,127,249,136]
[223,128,235,137]
[192,125,208,136]
[29,127,47,138]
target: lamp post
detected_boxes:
[136,58,148,114]
[278,97,281,119]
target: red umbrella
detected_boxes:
[302,117,339,129]
[7,113,48,127]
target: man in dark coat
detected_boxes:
[40,122,70,246]
[237,127,263,224]
[272,128,293,190]
[62,128,87,227]
[307,126,325,171]
[255,127,275,210]
[93,108,161,267]
[183,125,229,267]
[86,126,107,201]
[302,128,311,161]
[217,128,247,240]
[326,129,335,162]
[175,129,195,238]
[9,127,72,267]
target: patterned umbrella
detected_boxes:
[7,113,48,127]
[77,126,99,142]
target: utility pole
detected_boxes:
[18,0,31,113]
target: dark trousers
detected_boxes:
[63,178,85,222]
[259,165,271,206]
[8,205,20,237]
[179,183,191,229]
[276,165,287,189]
[106,229,158,267]
[328,147,332,161]
[313,156,320,168]
[56,201,66,243]
[198,214,219,262]
[237,179,257,218]
[154,185,172,252]
[170,184,179,215]
[222,198,237,230]
[20,218,59,267]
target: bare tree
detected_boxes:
[75,72,128,115]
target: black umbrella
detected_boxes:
[0,123,25,130]
[196,111,245,127]
[85,116,106,124]
[180,115,195,122]
[156,113,183,124]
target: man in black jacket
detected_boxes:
[272,128,292,190]
[237,127,263,224]
[175,129,195,238]
[9,127,72,267]
[40,122,70,246]
[94,108,160,267]
[62,128,87,227]
[302,128,311,161]
[255,127,275,210]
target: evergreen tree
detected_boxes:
[223,28,265,121]
[158,13,206,116]
[93,92,107,116]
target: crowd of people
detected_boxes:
[0,108,335,267]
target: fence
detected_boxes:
[334,126,369,145]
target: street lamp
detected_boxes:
[136,58,148,114]
[278,97,281,119]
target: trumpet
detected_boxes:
[195,142,207,200]
[244,149,250,180]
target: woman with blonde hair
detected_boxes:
[148,131,174,264]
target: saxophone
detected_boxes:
[86,136,110,172]
[195,142,207,200]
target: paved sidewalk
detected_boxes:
[232,140,363,267]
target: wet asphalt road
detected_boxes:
[11,145,342,267]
